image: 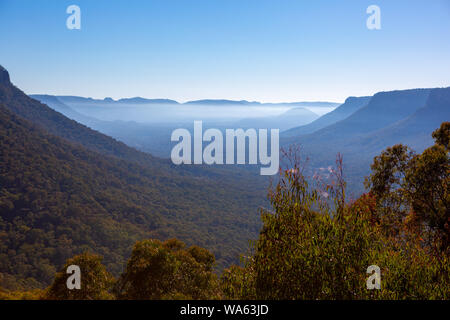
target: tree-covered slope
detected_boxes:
[0,66,267,290]
[0,66,155,165]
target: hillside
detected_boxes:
[30,94,178,158]
[0,66,267,290]
[355,87,450,153]
[300,88,431,144]
[0,67,155,165]
[282,96,371,136]
[29,95,96,125]
[282,87,448,194]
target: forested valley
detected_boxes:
[0,66,448,299]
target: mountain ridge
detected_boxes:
[282,96,371,136]
[32,94,340,107]
[281,87,449,194]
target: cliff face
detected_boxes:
[356,87,450,152]
[313,89,431,140]
[283,96,371,137]
[0,65,10,85]
[281,87,449,194]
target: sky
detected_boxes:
[0,0,449,103]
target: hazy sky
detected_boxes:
[0,0,449,102]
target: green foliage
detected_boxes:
[366,121,449,252]
[115,239,220,299]
[220,264,255,300]
[432,120,449,150]
[245,154,384,299]
[0,97,264,289]
[0,286,43,300]
[43,252,114,300]
[222,124,450,299]
[2,239,221,300]
[1,64,449,299]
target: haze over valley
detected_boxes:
[1,0,449,299]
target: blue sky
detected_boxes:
[0,0,449,102]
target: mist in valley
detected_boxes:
[32,95,339,158]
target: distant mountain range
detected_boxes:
[53,96,180,105]
[28,94,340,157]
[31,95,340,107]
[183,99,339,107]
[30,83,450,194]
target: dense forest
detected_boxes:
[0,66,267,289]
[0,65,448,299]
[1,122,448,300]
[223,122,449,299]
